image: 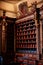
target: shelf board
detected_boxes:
[17,28,36,33]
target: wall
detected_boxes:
[0,1,17,18]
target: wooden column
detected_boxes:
[40,20,42,54]
[34,12,39,60]
[2,18,7,53]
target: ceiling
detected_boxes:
[1,0,25,4]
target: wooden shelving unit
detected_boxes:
[15,10,37,65]
[16,19,36,54]
[15,4,43,65]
